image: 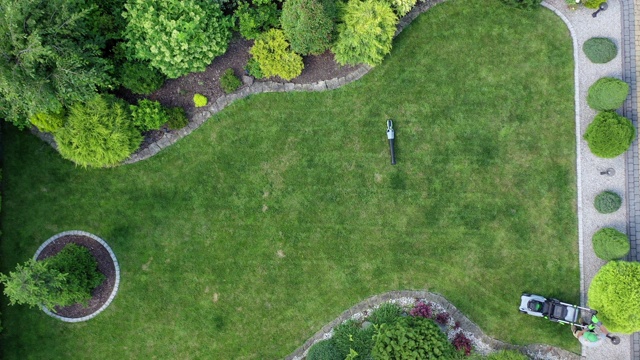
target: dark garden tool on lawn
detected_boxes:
[592,2,608,17]
[387,119,396,165]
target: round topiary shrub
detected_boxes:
[307,339,342,360]
[587,77,630,111]
[592,228,630,260]
[499,0,542,10]
[584,0,606,9]
[583,38,617,64]
[583,111,635,158]
[588,261,640,333]
[372,316,456,359]
[594,191,622,214]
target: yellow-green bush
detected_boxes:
[194,94,208,107]
[29,110,66,133]
[588,261,640,333]
[250,29,304,81]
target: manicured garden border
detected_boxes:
[285,290,580,360]
[33,230,121,323]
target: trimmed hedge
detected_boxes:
[583,38,617,64]
[592,228,630,261]
[594,191,622,214]
[588,261,640,333]
[583,111,635,158]
[587,77,630,111]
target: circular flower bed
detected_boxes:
[34,231,120,322]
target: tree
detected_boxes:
[588,261,640,333]
[0,0,116,127]
[55,94,142,167]
[122,0,233,79]
[0,259,67,309]
[281,0,335,55]
[332,0,397,66]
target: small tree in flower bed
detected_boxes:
[410,301,433,318]
[435,311,451,326]
[452,332,473,356]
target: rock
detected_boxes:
[361,321,373,329]
[242,75,254,86]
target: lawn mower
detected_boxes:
[519,293,620,345]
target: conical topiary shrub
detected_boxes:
[592,228,630,261]
[584,111,635,158]
[587,77,630,111]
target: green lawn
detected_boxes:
[0,0,579,358]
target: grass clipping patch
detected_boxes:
[584,111,635,158]
[583,38,617,64]
[592,228,630,261]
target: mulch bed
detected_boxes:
[36,235,116,318]
[118,33,358,153]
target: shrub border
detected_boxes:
[32,230,121,323]
[285,290,580,360]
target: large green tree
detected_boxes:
[0,0,115,127]
[122,0,232,79]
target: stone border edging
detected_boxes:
[285,290,580,360]
[33,230,121,323]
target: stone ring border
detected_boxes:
[33,230,121,323]
[285,290,580,360]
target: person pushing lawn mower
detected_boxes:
[571,313,612,348]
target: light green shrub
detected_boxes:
[194,94,208,107]
[332,0,397,66]
[123,0,232,79]
[55,95,142,167]
[383,0,418,16]
[592,228,630,261]
[119,61,166,95]
[281,0,335,55]
[250,29,304,81]
[583,38,617,64]
[372,316,456,359]
[587,77,630,111]
[130,99,169,131]
[29,109,66,133]
[583,111,635,158]
[588,261,640,333]
[584,0,606,9]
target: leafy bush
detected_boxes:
[194,94,208,107]
[583,38,618,64]
[588,261,640,333]
[592,228,629,261]
[594,191,622,214]
[583,0,606,9]
[220,69,242,94]
[55,94,142,167]
[123,0,232,78]
[233,0,281,40]
[307,339,342,360]
[372,316,457,359]
[250,29,304,81]
[382,0,418,16]
[587,77,630,111]
[486,350,528,360]
[281,0,335,55]
[583,111,635,158]
[167,107,190,130]
[130,99,169,131]
[332,320,375,359]
[120,61,166,95]
[44,244,105,307]
[435,311,451,325]
[332,0,397,66]
[245,57,265,79]
[368,302,403,325]
[29,109,66,133]
[452,332,473,356]
[499,0,542,9]
[410,301,434,319]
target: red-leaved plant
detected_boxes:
[410,301,433,318]
[435,311,451,325]
[452,332,473,356]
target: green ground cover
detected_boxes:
[0,0,579,358]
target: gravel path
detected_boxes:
[543,1,633,359]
